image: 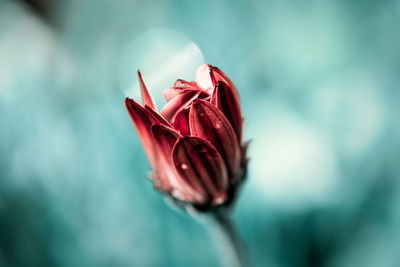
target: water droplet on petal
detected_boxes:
[180,163,188,170]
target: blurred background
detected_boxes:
[1,0,400,266]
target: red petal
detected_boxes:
[137,70,157,111]
[189,99,240,180]
[196,64,240,98]
[151,125,203,202]
[172,136,228,204]
[151,124,181,154]
[196,64,238,91]
[161,90,199,121]
[209,66,237,91]
[172,107,190,136]
[125,97,158,168]
[211,81,243,142]
[145,105,171,127]
[150,124,178,193]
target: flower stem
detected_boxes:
[205,211,248,267]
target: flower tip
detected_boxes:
[125,96,141,108]
[190,98,210,113]
[137,70,145,87]
[124,96,133,106]
[137,70,157,111]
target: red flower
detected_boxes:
[125,65,248,207]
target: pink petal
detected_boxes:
[211,81,243,142]
[161,90,199,122]
[172,107,190,136]
[189,99,240,180]
[151,125,203,202]
[137,70,157,111]
[172,136,228,205]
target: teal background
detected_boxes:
[1,0,400,266]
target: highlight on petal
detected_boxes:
[151,125,203,203]
[195,64,236,90]
[125,97,158,167]
[211,81,243,141]
[137,70,157,111]
[195,64,213,90]
[172,107,190,136]
[172,136,228,205]
[161,90,200,122]
[196,64,240,98]
[189,99,241,180]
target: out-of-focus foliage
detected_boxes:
[1,0,399,266]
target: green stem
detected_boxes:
[206,211,248,267]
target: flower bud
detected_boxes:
[125,65,247,208]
